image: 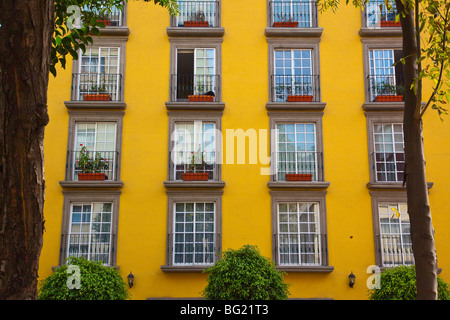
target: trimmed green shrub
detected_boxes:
[202,244,290,300]
[368,265,450,300]
[38,257,130,300]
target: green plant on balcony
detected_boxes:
[77,145,109,181]
[373,81,404,102]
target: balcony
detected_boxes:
[271,75,321,103]
[170,74,221,103]
[66,73,125,109]
[61,150,122,188]
[266,1,322,37]
[268,151,329,189]
[368,74,404,103]
[167,1,224,37]
[359,0,401,36]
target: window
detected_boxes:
[175,0,219,27]
[373,123,404,182]
[365,0,399,28]
[273,49,317,102]
[172,121,216,181]
[67,202,114,265]
[368,49,404,102]
[162,190,222,271]
[377,202,413,267]
[174,48,218,102]
[71,122,118,181]
[59,191,121,266]
[275,123,319,181]
[270,191,332,271]
[74,47,121,102]
[173,202,216,265]
[62,110,124,186]
[277,201,322,266]
[269,0,318,28]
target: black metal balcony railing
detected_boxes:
[171,74,220,102]
[372,151,405,183]
[368,74,405,102]
[274,151,323,181]
[365,0,399,27]
[276,233,329,266]
[66,150,119,182]
[171,150,216,180]
[61,233,115,266]
[271,74,320,102]
[175,1,219,27]
[71,73,122,102]
[376,234,414,267]
[269,1,318,28]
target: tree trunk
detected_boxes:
[0,0,54,299]
[395,0,438,299]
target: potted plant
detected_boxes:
[184,11,209,27]
[273,14,298,27]
[76,145,109,181]
[380,12,401,27]
[285,173,313,181]
[83,84,111,101]
[96,12,111,26]
[373,82,404,102]
[287,82,313,102]
[188,85,215,102]
[182,147,209,181]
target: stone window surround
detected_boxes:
[164,110,224,188]
[270,190,334,272]
[59,110,125,188]
[267,111,330,189]
[161,189,223,272]
[65,36,128,108]
[266,38,324,110]
[58,189,122,267]
[168,37,223,104]
[358,4,402,37]
[361,37,403,110]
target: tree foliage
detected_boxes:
[202,245,290,300]
[368,265,450,300]
[51,0,180,76]
[38,257,131,300]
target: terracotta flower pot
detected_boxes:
[78,173,106,181]
[182,173,209,181]
[287,95,314,102]
[184,21,209,27]
[375,95,403,102]
[83,94,112,101]
[188,95,214,102]
[285,173,313,181]
[97,19,111,26]
[380,20,401,27]
[273,21,299,27]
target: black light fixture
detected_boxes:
[127,271,135,288]
[348,272,356,288]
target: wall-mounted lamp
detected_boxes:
[348,272,356,288]
[127,271,135,288]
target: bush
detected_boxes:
[202,244,290,300]
[368,265,450,300]
[38,257,130,300]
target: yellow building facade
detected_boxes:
[40,0,450,300]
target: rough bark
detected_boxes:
[395,0,438,300]
[0,0,54,299]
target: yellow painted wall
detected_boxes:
[39,1,450,300]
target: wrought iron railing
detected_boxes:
[371,151,405,183]
[269,1,318,28]
[170,150,217,180]
[364,0,399,28]
[275,233,329,266]
[175,0,219,27]
[171,74,220,102]
[66,150,119,182]
[273,151,323,181]
[368,74,405,102]
[376,234,414,267]
[271,74,320,102]
[71,73,122,102]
